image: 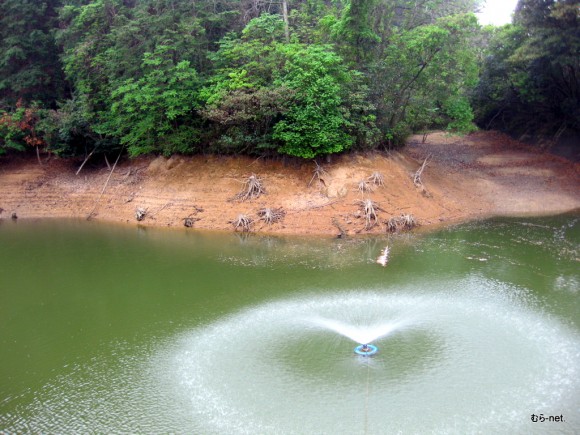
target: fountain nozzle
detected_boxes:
[354,343,378,356]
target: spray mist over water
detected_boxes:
[3,278,579,434]
[308,317,408,344]
[158,278,580,434]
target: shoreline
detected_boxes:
[1,131,578,236]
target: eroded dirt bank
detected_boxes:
[0,131,578,235]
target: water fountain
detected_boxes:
[2,277,579,434]
[155,279,580,434]
[2,217,580,434]
[307,316,408,356]
[354,343,378,355]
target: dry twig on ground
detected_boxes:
[257,207,286,225]
[235,174,265,201]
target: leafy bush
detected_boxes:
[108,47,202,157]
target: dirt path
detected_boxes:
[0,131,578,235]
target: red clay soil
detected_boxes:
[0,131,578,236]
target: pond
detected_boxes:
[1,215,579,434]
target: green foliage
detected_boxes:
[474,0,579,138]
[272,44,356,158]
[108,47,201,156]
[201,15,374,157]
[335,0,381,64]
[201,87,294,153]
[1,0,530,159]
[442,96,477,133]
[55,0,228,156]
[0,0,66,108]
[373,13,480,144]
[0,109,27,153]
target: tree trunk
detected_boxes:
[282,0,290,43]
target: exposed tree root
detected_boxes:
[135,207,147,221]
[356,199,380,230]
[235,174,265,201]
[257,207,286,225]
[368,171,385,187]
[183,216,201,227]
[357,180,374,195]
[230,214,253,231]
[308,161,328,188]
[332,216,347,238]
[386,213,418,232]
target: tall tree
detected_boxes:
[474,0,579,139]
[0,0,66,108]
[201,14,378,157]
[372,13,480,144]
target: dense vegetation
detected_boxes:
[0,0,578,160]
[474,0,579,145]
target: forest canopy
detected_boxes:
[0,0,578,159]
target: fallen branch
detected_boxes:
[76,147,97,175]
[148,201,173,218]
[413,155,431,188]
[87,147,123,220]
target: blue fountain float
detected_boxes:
[354,343,378,356]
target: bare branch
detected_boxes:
[413,155,431,188]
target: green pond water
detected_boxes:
[0,215,579,434]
